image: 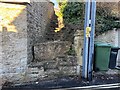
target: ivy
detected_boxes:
[60,2,84,25]
[59,1,120,35]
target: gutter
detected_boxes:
[54,83,120,90]
[0,0,30,4]
[0,0,54,5]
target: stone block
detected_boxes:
[3,73,26,84]
[34,41,71,61]
[44,69,60,76]
[25,67,45,82]
[59,66,77,75]
[56,56,77,66]
[43,61,58,70]
[0,1,55,85]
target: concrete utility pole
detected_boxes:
[82,0,96,81]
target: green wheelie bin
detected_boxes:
[94,43,111,71]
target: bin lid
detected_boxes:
[111,46,119,48]
[111,46,120,50]
[95,43,111,47]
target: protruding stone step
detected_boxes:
[59,66,77,76]
[34,41,71,61]
[29,60,58,70]
[44,69,60,77]
[25,67,45,82]
[43,61,58,71]
[56,56,77,66]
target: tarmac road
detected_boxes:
[2,73,120,90]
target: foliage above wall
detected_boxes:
[59,1,120,35]
[60,2,84,24]
[96,2,120,35]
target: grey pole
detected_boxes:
[82,0,91,79]
[88,0,96,81]
[82,0,96,80]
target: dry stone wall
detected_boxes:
[74,30,84,66]
[0,2,27,85]
[0,0,78,87]
[0,0,55,86]
[27,1,55,63]
[34,41,71,61]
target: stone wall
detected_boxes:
[34,41,71,61]
[27,1,55,63]
[25,1,78,83]
[0,0,55,87]
[95,29,118,46]
[0,2,27,86]
[0,0,79,88]
[74,30,84,66]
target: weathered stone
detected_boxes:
[0,75,5,90]
[34,41,71,61]
[0,0,55,86]
[44,69,60,76]
[27,1,55,63]
[28,62,43,68]
[56,56,77,66]
[0,2,28,85]
[29,60,58,71]
[74,30,84,66]
[3,73,26,84]
[43,61,58,70]
[59,66,77,75]
[25,67,45,82]
[26,55,78,79]
[0,0,79,86]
